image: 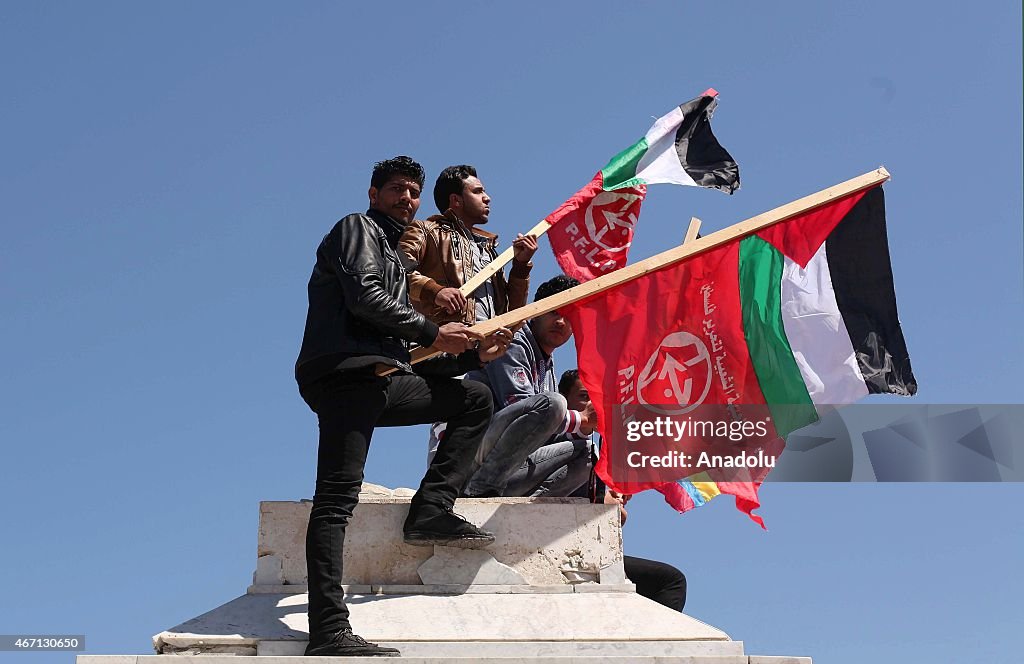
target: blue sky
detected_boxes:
[1,2,1021,662]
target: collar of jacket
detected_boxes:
[523,320,552,362]
[428,209,499,245]
[365,208,406,248]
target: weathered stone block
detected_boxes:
[417,547,527,585]
[255,496,623,588]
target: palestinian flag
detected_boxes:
[744,184,917,432]
[547,90,739,282]
[601,88,740,193]
[562,182,916,526]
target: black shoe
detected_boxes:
[304,628,400,657]
[403,504,495,548]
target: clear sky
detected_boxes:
[1,2,1021,663]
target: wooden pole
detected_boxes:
[683,217,702,244]
[397,166,889,370]
[458,218,552,296]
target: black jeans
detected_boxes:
[624,555,687,611]
[299,369,493,638]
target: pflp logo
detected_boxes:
[583,189,644,252]
[636,331,713,415]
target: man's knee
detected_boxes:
[667,569,687,611]
[463,379,494,420]
[465,379,493,409]
[504,392,567,440]
[654,563,687,612]
[533,392,567,430]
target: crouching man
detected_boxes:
[459,275,597,498]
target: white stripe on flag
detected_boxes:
[635,105,698,187]
[780,244,869,404]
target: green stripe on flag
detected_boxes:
[738,236,817,437]
[600,137,648,190]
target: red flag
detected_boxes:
[545,173,646,282]
[562,241,783,526]
[545,92,740,280]
[560,181,913,526]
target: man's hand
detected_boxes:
[579,401,598,435]
[604,489,629,526]
[435,287,467,314]
[477,327,513,362]
[512,233,538,263]
[432,322,478,355]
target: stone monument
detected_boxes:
[77,483,811,663]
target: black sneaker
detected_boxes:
[304,628,400,657]
[403,504,495,548]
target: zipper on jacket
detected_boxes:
[449,226,461,261]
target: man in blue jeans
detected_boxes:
[460,275,597,498]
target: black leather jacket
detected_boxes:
[295,209,442,385]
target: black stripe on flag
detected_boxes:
[826,186,918,396]
[675,95,741,195]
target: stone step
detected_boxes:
[153,591,733,655]
[258,638,747,657]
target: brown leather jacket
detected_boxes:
[398,210,532,325]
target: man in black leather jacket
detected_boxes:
[295,156,510,657]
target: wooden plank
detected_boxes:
[395,167,890,371]
[458,218,552,296]
[683,217,701,244]
[471,166,890,334]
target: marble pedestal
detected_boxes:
[78,486,811,663]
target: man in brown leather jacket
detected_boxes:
[398,164,537,326]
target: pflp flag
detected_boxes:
[547,90,740,282]
[562,184,916,526]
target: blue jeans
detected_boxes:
[464,392,567,496]
[505,437,592,497]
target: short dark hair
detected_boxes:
[534,275,579,302]
[371,156,425,190]
[433,164,477,213]
[558,369,580,397]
